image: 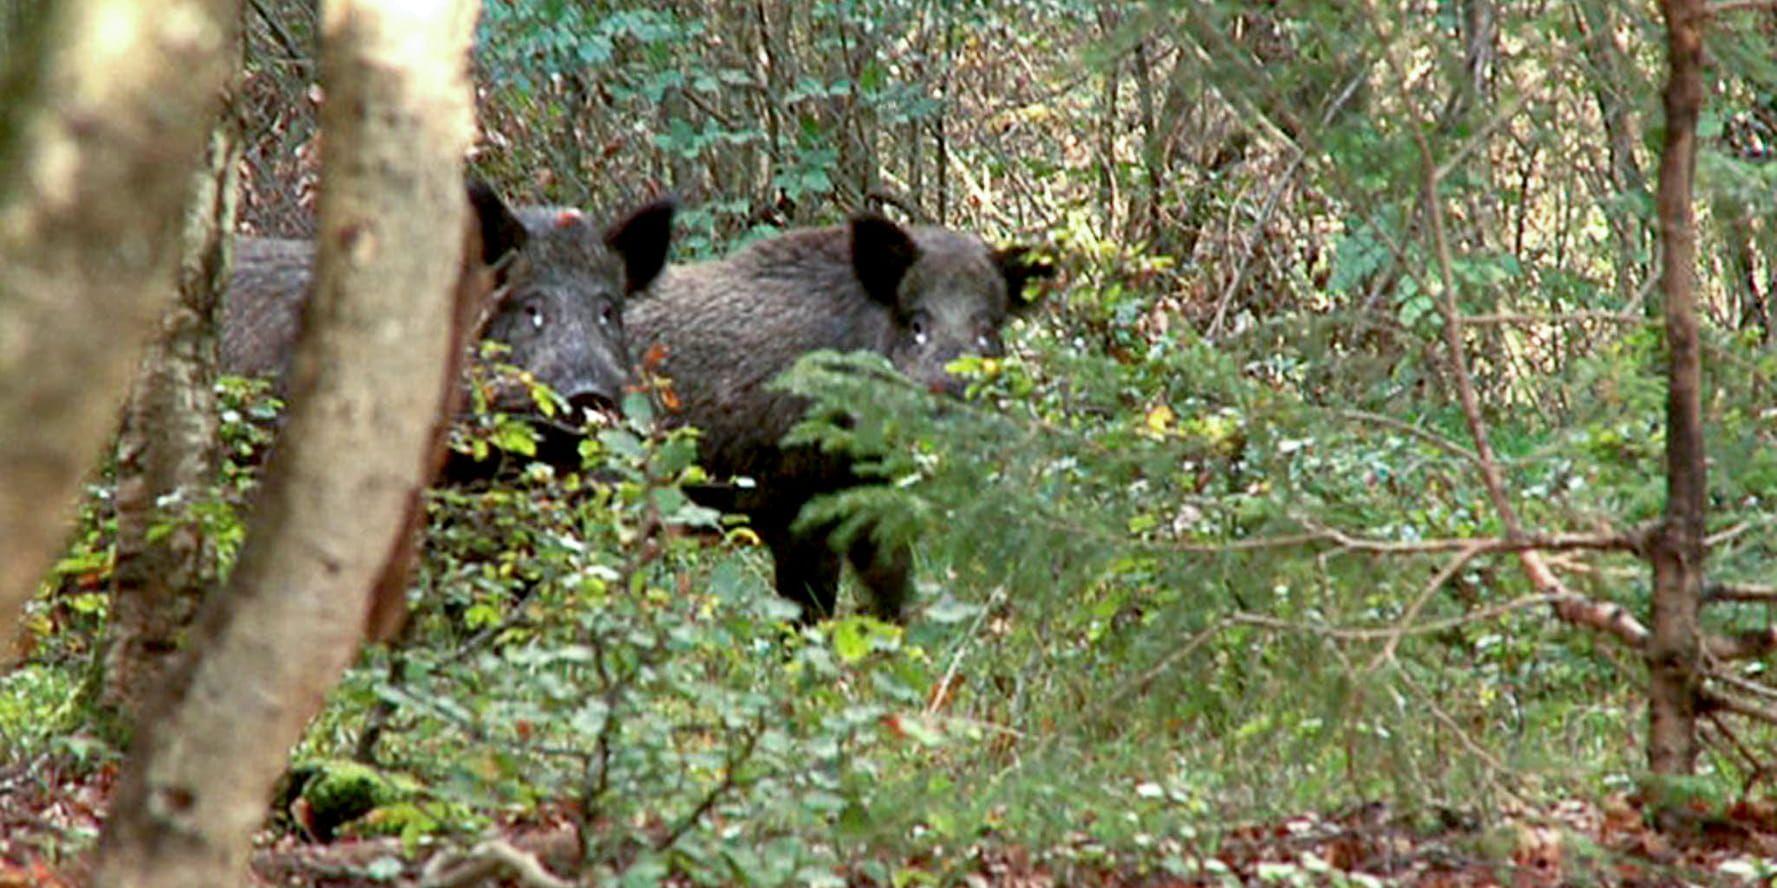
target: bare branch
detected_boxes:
[1370,544,1487,669]
[1549,592,1651,648]
[1706,0,1777,14]
[419,839,574,888]
[1232,593,1574,642]
[1702,687,1777,727]
[1100,617,1236,712]
[1459,311,1649,327]
[1706,520,1764,549]
[1333,409,1480,466]
[1296,520,1645,557]
[1706,582,1777,603]
[1703,669,1777,706]
[1706,628,1777,661]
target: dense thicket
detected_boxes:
[5,0,1777,884]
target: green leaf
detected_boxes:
[831,617,874,663]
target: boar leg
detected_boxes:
[758,517,842,624]
[847,531,911,623]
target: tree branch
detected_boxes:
[1706,581,1777,603]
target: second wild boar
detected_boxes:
[222,181,674,472]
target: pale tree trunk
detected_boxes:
[1647,0,1705,780]
[102,92,244,723]
[1576,2,1650,308]
[90,0,480,885]
[1094,2,1121,237]
[0,0,242,646]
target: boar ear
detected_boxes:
[994,245,1055,314]
[851,214,920,307]
[465,178,529,269]
[605,197,676,294]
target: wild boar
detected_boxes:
[628,214,1051,622]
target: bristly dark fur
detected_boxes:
[627,216,1051,622]
[221,187,673,418]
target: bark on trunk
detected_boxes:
[103,98,243,723]
[0,0,243,646]
[1647,0,1706,780]
[1576,2,1650,308]
[90,1,479,884]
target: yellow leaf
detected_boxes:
[1146,404,1175,435]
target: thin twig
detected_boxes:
[1395,667,1525,801]
[1702,709,1770,794]
[1208,68,1369,338]
[1703,687,1777,727]
[248,0,309,68]
[925,587,1004,718]
[1706,519,1762,549]
[1099,617,1236,713]
[1704,668,1777,706]
[1460,311,1649,327]
[1296,519,1644,557]
[1369,543,1487,669]
[1232,592,1568,642]
[1334,409,1480,466]
[656,718,764,852]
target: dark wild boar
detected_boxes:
[223,181,674,435]
[627,214,1052,623]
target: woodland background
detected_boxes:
[3,0,1777,884]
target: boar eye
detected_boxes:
[599,303,617,327]
[975,333,992,351]
[910,313,930,347]
[526,303,545,331]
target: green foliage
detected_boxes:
[9,0,1777,881]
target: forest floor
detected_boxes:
[5,757,1777,886]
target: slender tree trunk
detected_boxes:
[0,0,243,645]
[1576,2,1650,308]
[935,11,954,223]
[1095,3,1121,236]
[1131,38,1164,246]
[837,14,882,212]
[91,1,479,884]
[1647,0,1705,780]
[1717,203,1771,344]
[753,0,784,218]
[102,83,244,724]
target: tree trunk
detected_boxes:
[1646,0,1705,780]
[0,0,243,646]
[1575,2,1650,308]
[102,89,244,724]
[90,1,480,884]
[1094,3,1121,237]
[1131,38,1163,246]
